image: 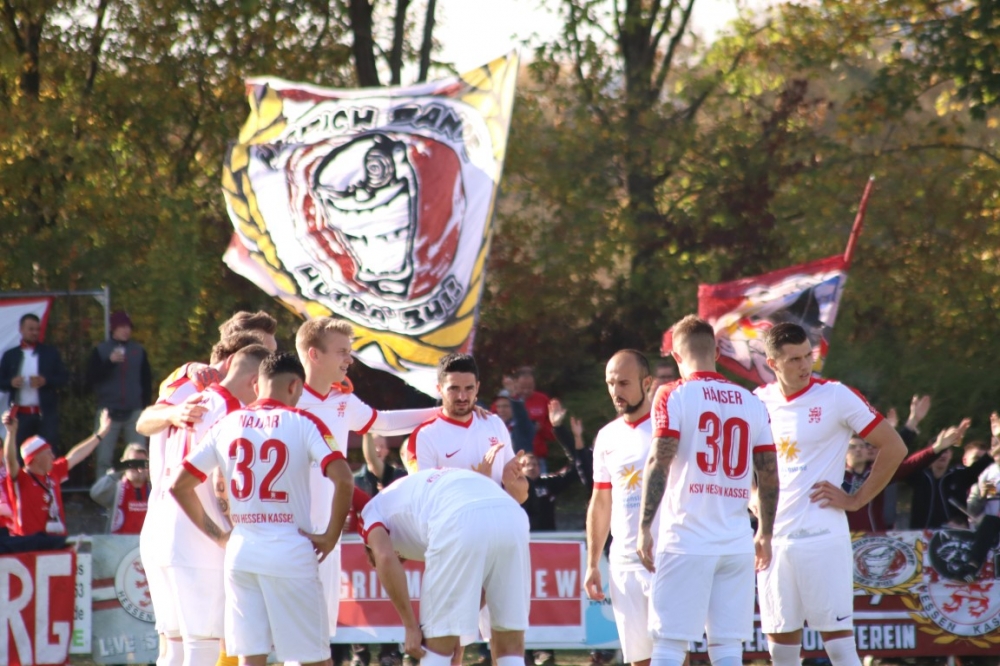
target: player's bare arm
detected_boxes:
[809,419,906,511]
[501,453,529,504]
[213,469,231,523]
[303,457,354,562]
[65,410,113,470]
[170,468,230,548]
[752,449,779,572]
[136,395,208,436]
[362,433,385,480]
[637,435,678,572]
[585,488,612,600]
[366,526,426,659]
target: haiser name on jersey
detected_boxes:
[701,387,744,405]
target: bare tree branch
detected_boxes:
[417,0,437,82]
[652,0,695,100]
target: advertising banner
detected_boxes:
[0,549,76,666]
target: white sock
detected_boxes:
[497,656,523,666]
[184,639,220,666]
[420,649,453,666]
[651,638,687,666]
[768,642,802,666]
[158,639,184,666]
[824,636,862,666]
[707,641,743,666]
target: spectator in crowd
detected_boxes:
[0,455,65,553]
[493,390,535,455]
[89,443,151,534]
[514,366,555,472]
[0,313,69,450]
[940,439,994,527]
[648,359,677,399]
[85,310,153,477]
[3,408,111,536]
[844,420,968,531]
[352,433,409,666]
[880,394,933,527]
[519,399,592,531]
[964,430,1000,579]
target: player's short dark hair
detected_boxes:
[437,353,479,383]
[232,344,272,365]
[260,352,305,382]
[19,313,39,327]
[219,310,277,338]
[612,349,651,380]
[211,331,266,363]
[764,322,809,359]
[671,315,716,358]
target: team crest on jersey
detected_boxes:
[809,406,822,423]
[337,401,347,418]
[489,436,499,446]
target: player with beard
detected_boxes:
[584,350,656,666]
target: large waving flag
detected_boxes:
[663,178,874,385]
[222,54,519,395]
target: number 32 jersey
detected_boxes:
[651,371,775,555]
[183,398,345,578]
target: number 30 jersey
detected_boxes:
[183,398,345,578]
[651,371,775,555]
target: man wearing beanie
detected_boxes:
[86,310,152,477]
[3,408,112,536]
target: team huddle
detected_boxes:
[129,310,905,666]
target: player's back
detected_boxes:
[198,399,343,577]
[652,371,774,554]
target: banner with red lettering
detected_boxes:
[0,549,76,666]
[337,538,585,646]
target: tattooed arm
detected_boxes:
[170,468,229,548]
[213,469,232,527]
[637,436,678,572]
[752,449,779,571]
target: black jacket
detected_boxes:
[521,423,593,531]
[0,344,69,414]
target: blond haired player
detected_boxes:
[172,352,354,666]
[137,333,266,666]
[359,468,529,666]
[638,315,779,666]
[754,323,906,666]
[585,350,656,666]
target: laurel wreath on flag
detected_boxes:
[221,55,518,373]
[853,539,925,596]
[901,591,1000,647]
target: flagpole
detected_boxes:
[843,176,875,268]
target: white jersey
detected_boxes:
[140,374,201,567]
[593,414,655,569]
[754,378,882,542]
[404,411,515,486]
[184,398,345,578]
[652,372,775,555]
[358,468,515,561]
[149,384,242,568]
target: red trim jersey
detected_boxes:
[754,378,883,542]
[404,411,515,487]
[146,384,242,568]
[111,480,151,535]
[7,458,69,536]
[145,373,198,530]
[183,398,345,578]
[652,372,775,555]
[592,413,655,569]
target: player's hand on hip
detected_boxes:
[809,481,857,511]
[637,527,655,573]
[403,623,425,659]
[584,566,605,601]
[300,528,338,562]
[754,533,773,572]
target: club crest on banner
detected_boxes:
[222,54,518,395]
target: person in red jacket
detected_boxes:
[3,408,111,536]
[89,443,151,534]
[515,366,555,472]
[843,419,969,532]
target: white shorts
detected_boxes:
[422,502,530,639]
[225,569,330,663]
[609,566,653,663]
[316,546,341,637]
[145,562,177,636]
[757,536,854,634]
[165,565,225,639]
[650,551,755,642]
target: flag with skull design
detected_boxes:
[222,53,518,395]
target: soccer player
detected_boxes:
[359,467,529,666]
[143,342,270,666]
[753,323,906,666]
[294,318,448,644]
[584,350,656,666]
[636,316,779,666]
[171,352,354,666]
[405,353,526,502]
